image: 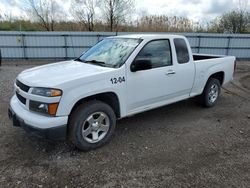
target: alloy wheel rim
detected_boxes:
[81,112,110,143]
[208,84,219,103]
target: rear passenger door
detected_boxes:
[172,38,195,97]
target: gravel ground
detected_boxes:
[0,60,250,188]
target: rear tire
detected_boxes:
[69,100,116,151]
[198,78,221,107]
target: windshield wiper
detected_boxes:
[84,59,106,66]
[75,58,108,67]
[74,57,84,62]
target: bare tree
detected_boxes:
[100,0,134,32]
[238,0,249,12]
[0,12,14,22]
[71,0,99,31]
[209,10,250,33]
[25,0,60,31]
[136,15,195,32]
[207,0,250,33]
[0,13,3,21]
[237,0,250,33]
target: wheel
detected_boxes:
[199,78,221,107]
[69,100,116,151]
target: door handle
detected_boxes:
[165,70,176,75]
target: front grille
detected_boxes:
[16,92,26,105]
[16,80,30,92]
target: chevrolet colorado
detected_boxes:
[8,34,236,151]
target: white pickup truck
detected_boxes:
[9,34,236,151]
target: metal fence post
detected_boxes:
[63,35,68,59]
[226,36,231,55]
[0,49,2,66]
[97,34,100,42]
[21,34,27,59]
[197,35,201,53]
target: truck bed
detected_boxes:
[190,53,235,97]
[193,54,222,61]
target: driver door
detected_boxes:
[126,39,175,114]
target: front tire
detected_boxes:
[199,78,221,107]
[69,100,116,151]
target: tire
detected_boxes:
[198,78,221,107]
[69,100,116,151]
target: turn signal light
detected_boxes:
[51,90,62,97]
[48,103,59,116]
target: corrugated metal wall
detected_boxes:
[0,31,250,59]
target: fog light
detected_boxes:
[30,100,59,116]
[38,103,48,111]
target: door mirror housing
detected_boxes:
[131,59,152,72]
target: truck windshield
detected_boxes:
[77,38,142,68]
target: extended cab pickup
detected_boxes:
[8,34,236,151]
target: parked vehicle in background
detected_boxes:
[8,34,236,151]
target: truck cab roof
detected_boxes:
[109,34,185,40]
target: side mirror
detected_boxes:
[131,59,152,72]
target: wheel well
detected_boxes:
[209,72,224,85]
[70,92,121,118]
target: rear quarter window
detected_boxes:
[174,38,190,64]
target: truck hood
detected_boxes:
[17,60,114,87]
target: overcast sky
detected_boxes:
[0,0,248,23]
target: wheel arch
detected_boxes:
[69,92,121,120]
[208,71,225,85]
[199,71,224,95]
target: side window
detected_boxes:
[174,38,190,64]
[136,40,172,68]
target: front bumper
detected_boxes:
[9,96,68,140]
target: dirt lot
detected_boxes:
[0,60,250,188]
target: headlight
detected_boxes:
[31,88,62,97]
[29,101,59,116]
